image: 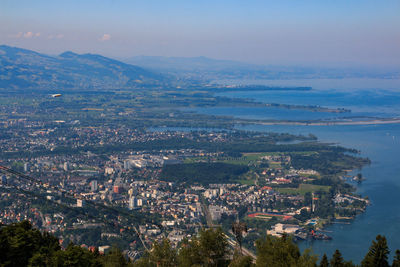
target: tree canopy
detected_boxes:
[1,221,400,267]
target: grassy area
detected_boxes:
[236,179,255,185]
[250,215,272,220]
[275,184,330,195]
[268,162,282,168]
[160,162,249,185]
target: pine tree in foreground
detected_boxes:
[319,254,329,267]
[361,235,390,267]
[330,250,344,267]
[392,249,400,267]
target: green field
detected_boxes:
[275,184,330,195]
[236,179,255,185]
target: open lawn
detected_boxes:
[275,183,330,195]
[236,179,255,185]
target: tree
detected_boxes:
[131,252,154,267]
[330,250,344,267]
[177,237,203,267]
[361,235,389,267]
[28,252,50,267]
[392,250,400,267]
[256,234,317,267]
[319,254,329,267]
[197,228,228,266]
[297,248,319,267]
[149,239,177,267]
[229,250,253,267]
[102,246,129,267]
[0,220,60,267]
[51,243,102,267]
[178,228,229,267]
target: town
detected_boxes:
[0,111,370,260]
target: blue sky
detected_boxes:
[1,0,399,67]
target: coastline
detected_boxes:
[240,118,400,126]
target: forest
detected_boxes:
[160,162,249,185]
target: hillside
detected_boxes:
[0,45,169,90]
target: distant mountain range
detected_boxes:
[124,56,400,81]
[1,45,398,91]
[0,45,168,90]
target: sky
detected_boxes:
[1,0,400,67]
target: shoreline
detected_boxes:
[240,118,400,126]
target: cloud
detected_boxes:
[10,31,41,39]
[48,34,64,39]
[99,33,111,41]
[23,32,34,38]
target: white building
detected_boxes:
[267,223,300,237]
[76,199,85,207]
[63,162,69,171]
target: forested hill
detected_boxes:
[0,45,169,90]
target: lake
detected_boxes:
[193,80,400,263]
[239,123,400,263]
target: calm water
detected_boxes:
[239,123,400,263]
[190,82,400,263]
[186,105,398,121]
[187,89,400,121]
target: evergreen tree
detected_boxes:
[199,228,229,266]
[361,235,389,267]
[297,248,319,267]
[319,254,329,267]
[178,228,229,267]
[131,252,154,267]
[229,250,253,267]
[256,234,299,266]
[102,246,129,267]
[343,261,355,267]
[51,243,102,267]
[149,239,177,267]
[330,250,344,267]
[0,220,60,267]
[177,237,203,267]
[392,250,400,267]
[28,252,50,267]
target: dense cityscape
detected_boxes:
[0,93,371,263]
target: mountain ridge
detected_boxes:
[0,45,168,90]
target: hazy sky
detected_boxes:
[1,0,399,67]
